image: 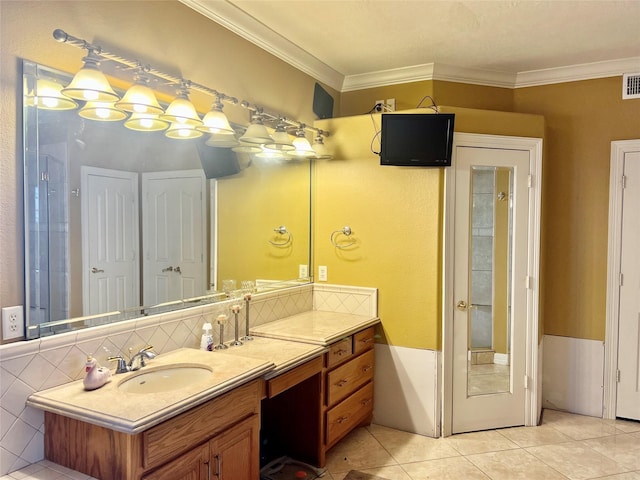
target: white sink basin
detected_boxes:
[118,364,213,394]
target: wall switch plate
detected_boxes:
[318,265,328,282]
[299,264,309,278]
[2,305,24,340]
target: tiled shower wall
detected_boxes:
[0,284,315,475]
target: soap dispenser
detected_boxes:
[200,322,213,351]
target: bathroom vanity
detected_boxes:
[27,311,379,479]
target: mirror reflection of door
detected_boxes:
[142,170,206,306]
[81,167,140,318]
[453,146,529,433]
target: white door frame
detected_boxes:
[442,133,543,436]
[603,139,640,420]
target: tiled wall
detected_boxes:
[0,284,314,476]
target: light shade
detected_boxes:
[161,92,202,126]
[206,132,239,148]
[31,78,78,110]
[198,102,234,134]
[78,101,128,121]
[124,113,169,132]
[239,122,272,144]
[288,132,316,158]
[62,51,119,102]
[165,122,203,139]
[255,146,285,160]
[264,129,295,151]
[232,143,262,154]
[116,82,164,115]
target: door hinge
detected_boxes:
[616,369,621,383]
[525,275,532,289]
[619,272,624,286]
[40,171,50,182]
[528,174,533,188]
[524,374,529,389]
[622,175,627,189]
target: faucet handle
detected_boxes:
[108,355,129,374]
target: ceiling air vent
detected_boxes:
[622,73,640,99]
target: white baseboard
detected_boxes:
[372,344,439,437]
[542,334,603,417]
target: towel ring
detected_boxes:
[269,225,292,246]
[330,226,356,249]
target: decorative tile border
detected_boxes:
[313,284,378,317]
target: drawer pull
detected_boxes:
[336,379,348,387]
[337,415,350,424]
[362,365,373,372]
[361,398,373,406]
[359,337,373,344]
[334,349,348,356]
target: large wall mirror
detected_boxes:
[23,60,312,339]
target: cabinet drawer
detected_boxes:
[143,380,260,469]
[326,382,374,447]
[326,349,374,406]
[353,327,375,355]
[326,337,353,368]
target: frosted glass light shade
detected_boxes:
[31,79,78,110]
[161,95,202,126]
[198,108,234,134]
[124,113,169,132]
[239,123,272,144]
[288,135,316,158]
[165,122,203,139]
[116,84,164,115]
[232,143,262,154]
[62,64,119,102]
[264,131,295,151]
[206,132,239,148]
[255,146,285,160]
[78,101,127,121]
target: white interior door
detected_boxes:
[81,167,139,316]
[142,170,206,306]
[452,146,530,433]
[616,150,640,421]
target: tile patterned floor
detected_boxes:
[2,409,639,479]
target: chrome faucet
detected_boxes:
[108,345,157,373]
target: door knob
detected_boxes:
[174,266,181,274]
[91,267,104,274]
[456,300,468,311]
[162,266,173,272]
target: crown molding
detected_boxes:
[180,0,345,91]
[515,57,640,88]
[182,0,640,93]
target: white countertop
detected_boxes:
[27,310,379,435]
[250,310,380,345]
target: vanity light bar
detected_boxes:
[52,29,329,139]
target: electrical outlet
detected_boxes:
[374,99,384,112]
[386,98,396,111]
[318,265,328,282]
[299,264,309,278]
[2,305,25,340]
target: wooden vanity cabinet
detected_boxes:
[44,379,262,480]
[323,326,375,452]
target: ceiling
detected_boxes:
[183,0,640,91]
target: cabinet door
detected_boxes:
[142,443,208,480]
[209,415,260,480]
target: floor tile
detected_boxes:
[584,433,640,470]
[542,410,622,440]
[400,456,490,479]
[445,429,519,455]
[526,440,630,480]
[331,465,412,480]
[466,448,568,479]
[498,423,573,447]
[368,424,460,463]
[324,427,397,475]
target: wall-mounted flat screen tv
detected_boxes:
[380,113,455,167]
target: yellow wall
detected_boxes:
[514,77,640,340]
[0,0,337,327]
[315,109,543,350]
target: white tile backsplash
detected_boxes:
[0,284,313,476]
